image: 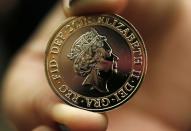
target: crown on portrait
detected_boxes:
[67,28,107,60]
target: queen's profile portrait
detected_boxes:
[67,28,119,93]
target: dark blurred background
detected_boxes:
[0,0,57,130]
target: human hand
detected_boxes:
[64,0,191,131]
[2,2,107,131]
[3,0,191,131]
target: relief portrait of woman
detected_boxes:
[67,28,119,93]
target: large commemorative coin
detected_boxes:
[45,14,147,112]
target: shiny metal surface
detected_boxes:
[45,14,147,112]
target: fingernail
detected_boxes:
[69,0,78,6]
[69,0,114,7]
[63,0,119,16]
[58,124,70,131]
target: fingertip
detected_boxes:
[33,125,58,131]
[51,104,108,131]
[63,0,128,16]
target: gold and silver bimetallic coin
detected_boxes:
[45,14,147,112]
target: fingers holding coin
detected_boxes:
[63,0,128,16]
[34,93,108,131]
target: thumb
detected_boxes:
[34,92,108,131]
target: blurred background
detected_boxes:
[0,0,57,130]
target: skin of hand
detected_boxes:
[2,0,191,131]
